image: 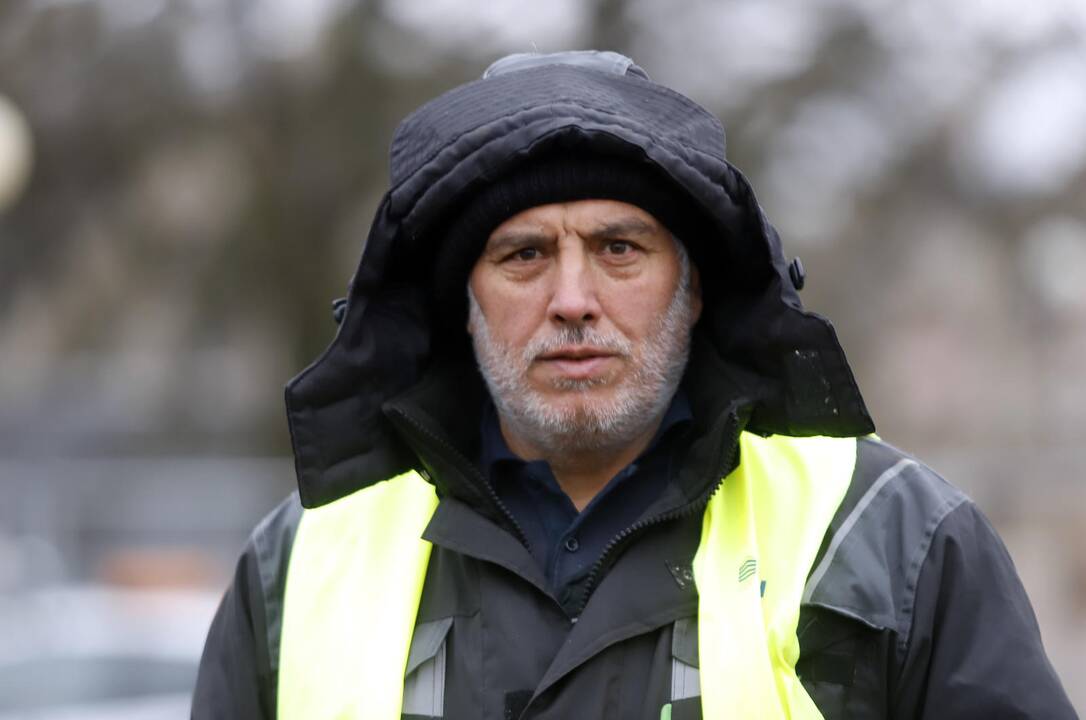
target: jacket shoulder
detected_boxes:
[193,493,302,719]
[247,491,304,675]
[802,437,969,638]
[801,438,1076,717]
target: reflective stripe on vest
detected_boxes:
[278,433,856,719]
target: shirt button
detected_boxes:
[564,537,580,552]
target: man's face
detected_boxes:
[467,199,702,455]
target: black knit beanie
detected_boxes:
[432,153,707,332]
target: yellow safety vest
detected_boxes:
[278,432,856,719]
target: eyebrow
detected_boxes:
[584,217,657,241]
[484,216,658,254]
[483,229,553,255]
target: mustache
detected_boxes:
[523,325,633,362]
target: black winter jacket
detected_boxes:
[193,52,1076,719]
[195,435,1075,719]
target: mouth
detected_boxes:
[537,346,616,361]
[535,347,620,379]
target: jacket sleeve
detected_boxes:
[192,494,301,720]
[894,500,1078,719]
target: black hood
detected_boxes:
[285,52,874,508]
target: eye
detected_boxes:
[605,240,635,255]
[507,246,541,262]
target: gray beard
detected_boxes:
[467,270,697,457]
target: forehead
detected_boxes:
[486,199,665,243]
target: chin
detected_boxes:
[538,384,618,411]
[540,392,631,428]
[541,373,619,392]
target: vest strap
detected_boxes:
[278,471,438,719]
[694,433,856,719]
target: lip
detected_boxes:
[537,346,616,361]
[535,347,619,379]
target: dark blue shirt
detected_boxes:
[479,392,692,606]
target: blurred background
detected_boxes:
[1,0,1084,715]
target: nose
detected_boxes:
[546,243,601,325]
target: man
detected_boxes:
[193,51,1076,719]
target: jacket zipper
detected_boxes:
[574,411,743,616]
[386,407,531,549]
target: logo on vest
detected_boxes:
[738,557,757,582]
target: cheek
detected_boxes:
[487,313,528,348]
[473,291,545,348]
[473,267,555,326]
[602,276,679,334]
